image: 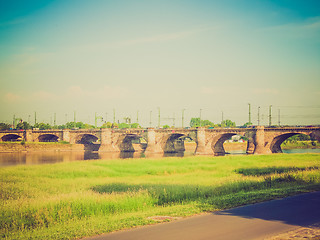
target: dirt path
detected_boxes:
[85,191,320,240]
[266,222,320,240]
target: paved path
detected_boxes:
[85,191,320,240]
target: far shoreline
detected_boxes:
[0,141,318,153]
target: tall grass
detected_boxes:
[0,154,320,239]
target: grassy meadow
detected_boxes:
[1,153,320,239]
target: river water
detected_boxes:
[0,149,319,167]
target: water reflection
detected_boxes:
[283,149,320,154]
[0,148,319,167]
[0,151,190,167]
[227,149,320,155]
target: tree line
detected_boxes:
[0,117,244,130]
[0,121,142,130]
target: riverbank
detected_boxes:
[0,142,84,152]
[1,154,320,240]
[186,141,320,152]
[0,141,318,153]
[281,141,320,150]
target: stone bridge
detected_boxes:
[0,127,319,155]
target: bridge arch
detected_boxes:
[161,133,196,153]
[1,134,23,142]
[269,132,317,153]
[210,132,248,156]
[38,134,59,142]
[116,134,146,152]
[75,134,99,144]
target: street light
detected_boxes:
[149,111,152,128]
[248,103,251,124]
[221,111,224,124]
[269,105,272,126]
[182,108,186,128]
[200,109,202,127]
[136,110,138,124]
[95,112,103,128]
[158,107,160,128]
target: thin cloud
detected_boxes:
[3,85,128,104]
[119,30,197,46]
[200,87,216,94]
[3,92,21,102]
[31,91,58,101]
[118,26,216,47]
[260,17,320,39]
[71,26,217,52]
[252,88,279,95]
[66,85,128,99]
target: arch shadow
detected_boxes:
[270,133,315,153]
[38,134,59,142]
[76,134,99,144]
[162,133,196,154]
[211,133,249,156]
[117,134,146,152]
[1,134,23,142]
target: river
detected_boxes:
[0,148,319,167]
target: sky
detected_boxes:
[0,0,320,127]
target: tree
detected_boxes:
[75,122,85,129]
[118,123,130,129]
[84,123,95,129]
[190,118,215,128]
[163,125,170,129]
[190,118,200,127]
[65,122,76,129]
[130,123,140,128]
[202,120,215,127]
[16,121,32,130]
[221,119,236,128]
[243,122,253,127]
[101,122,112,128]
[34,123,52,130]
[0,123,10,130]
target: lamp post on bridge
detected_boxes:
[269,105,272,126]
[74,111,76,128]
[136,111,139,124]
[182,108,186,128]
[248,103,251,124]
[158,107,160,128]
[95,112,103,128]
[149,111,152,128]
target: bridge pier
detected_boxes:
[99,128,118,152]
[62,130,71,143]
[254,126,271,154]
[145,129,163,153]
[195,128,214,155]
[24,130,33,142]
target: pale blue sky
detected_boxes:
[1,0,319,126]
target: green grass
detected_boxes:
[282,140,319,149]
[1,153,320,239]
